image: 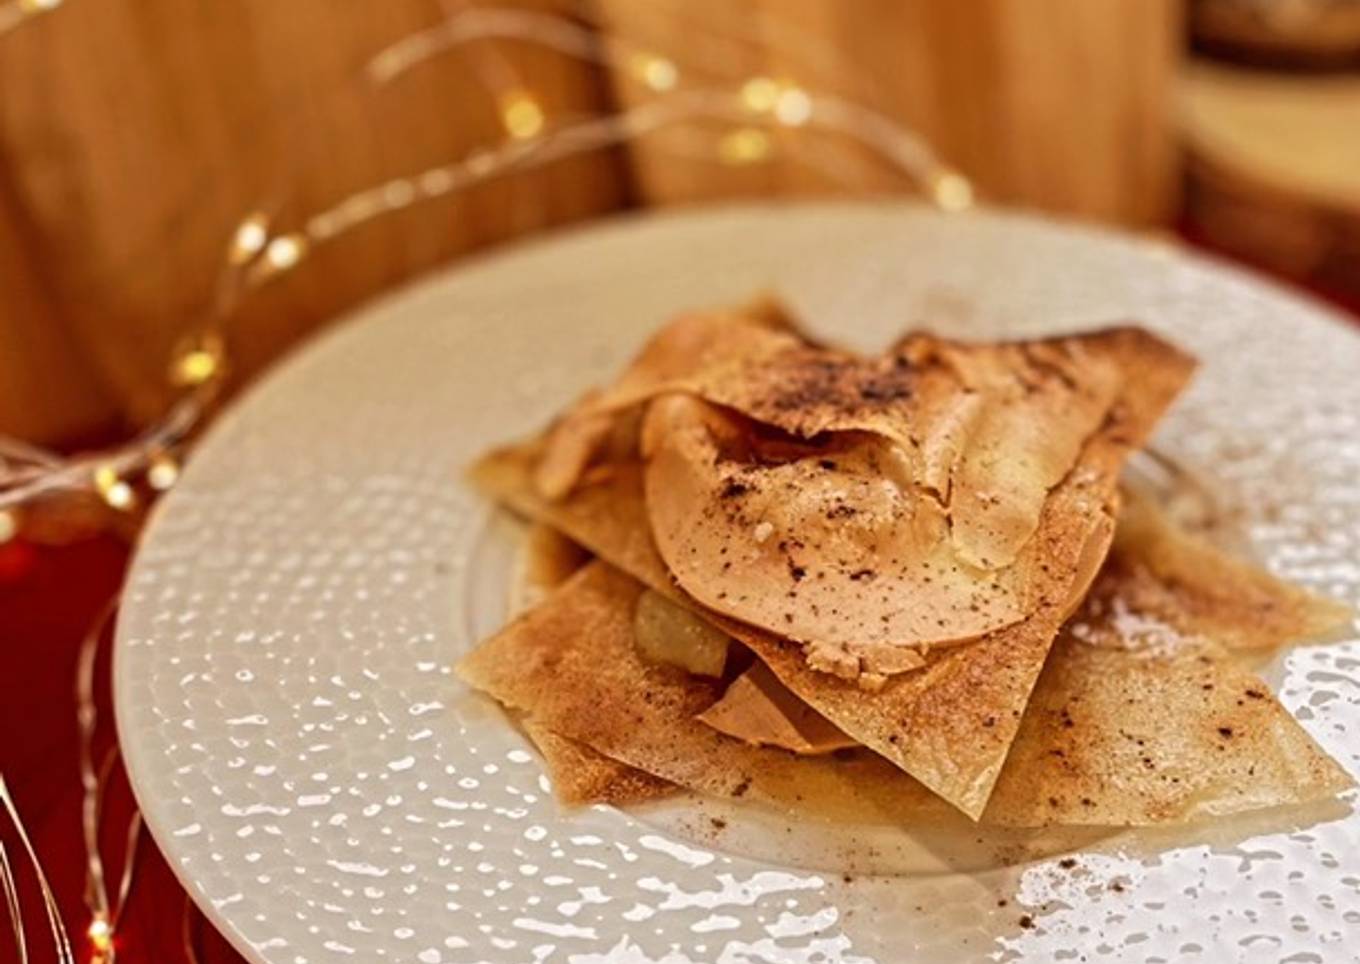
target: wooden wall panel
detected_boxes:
[0,0,627,438]
[597,0,1181,222]
[0,0,1182,444]
[0,173,113,440]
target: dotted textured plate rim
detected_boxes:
[115,201,1360,964]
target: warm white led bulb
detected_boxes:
[148,456,180,491]
[264,234,306,271]
[774,87,812,127]
[633,53,678,92]
[87,913,112,950]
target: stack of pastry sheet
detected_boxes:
[458,301,1353,827]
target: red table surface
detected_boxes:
[0,536,245,963]
[1,243,1356,964]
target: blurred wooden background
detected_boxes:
[0,0,1181,445]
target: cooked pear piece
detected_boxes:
[633,588,731,678]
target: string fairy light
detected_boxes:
[261,233,307,273]
[0,215,263,513]
[73,600,143,963]
[773,87,813,127]
[87,914,112,957]
[0,4,979,957]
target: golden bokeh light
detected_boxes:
[263,233,307,272]
[169,332,225,388]
[94,466,136,511]
[228,212,270,265]
[87,914,112,952]
[718,127,773,165]
[631,52,678,92]
[929,169,975,212]
[740,76,781,113]
[774,86,813,127]
[500,89,545,140]
[147,455,181,491]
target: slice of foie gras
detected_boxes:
[535,301,805,499]
[638,328,1183,679]
[696,496,1111,759]
[551,306,1126,582]
[641,391,1114,679]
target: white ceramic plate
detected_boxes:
[115,203,1360,963]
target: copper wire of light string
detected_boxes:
[367,5,943,176]
[0,776,75,963]
[180,894,203,964]
[321,7,958,243]
[0,437,62,471]
[0,837,27,964]
[303,85,954,253]
[370,5,685,82]
[441,0,546,230]
[375,1,876,101]
[438,0,528,104]
[77,598,143,961]
[370,3,927,196]
[0,386,206,509]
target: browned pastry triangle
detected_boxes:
[468,324,1194,822]
[541,308,1189,677]
[459,563,952,823]
[462,555,1350,825]
[520,718,676,807]
[687,495,1353,824]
